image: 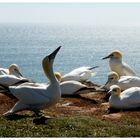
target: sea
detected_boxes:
[0,23,140,85]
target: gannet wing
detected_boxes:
[122,62,136,76]
[9,85,50,105]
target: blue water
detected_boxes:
[0,23,140,85]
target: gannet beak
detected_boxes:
[104,79,110,86]
[15,69,23,77]
[107,89,112,95]
[48,46,61,61]
[89,66,99,70]
[102,54,112,60]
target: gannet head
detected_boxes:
[104,71,119,87]
[54,72,62,82]
[102,50,122,60]
[108,71,119,81]
[9,64,23,77]
[42,46,61,80]
[108,85,121,96]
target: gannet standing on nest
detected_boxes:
[2,46,61,116]
[102,50,136,77]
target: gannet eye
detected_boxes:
[113,89,117,92]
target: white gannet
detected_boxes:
[0,64,23,77]
[2,46,61,116]
[102,50,136,77]
[61,66,99,82]
[103,71,140,91]
[0,63,30,88]
[108,85,140,109]
[55,72,97,95]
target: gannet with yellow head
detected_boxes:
[0,63,31,87]
[3,46,61,116]
[102,50,136,77]
[0,64,22,77]
[103,71,140,91]
[108,85,140,109]
[54,71,97,95]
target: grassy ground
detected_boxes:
[0,115,140,137]
[0,87,140,137]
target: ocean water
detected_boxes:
[0,23,140,85]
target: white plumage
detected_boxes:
[109,85,140,109]
[102,50,136,77]
[61,66,98,82]
[0,64,22,78]
[104,71,140,91]
[3,46,61,116]
[54,72,96,95]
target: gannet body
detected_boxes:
[109,85,140,109]
[3,46,61,116]
[102,50,136,77]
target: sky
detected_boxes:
[0,3,140,26]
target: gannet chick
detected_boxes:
[108,85,140,109]
[103,71,140,91]
[102,50,136,77]
[2,46,61,116]
[61,66,99,82]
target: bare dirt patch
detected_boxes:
[0,82,140,124]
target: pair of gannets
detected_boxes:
[102,50,136,77]
[109,85,140,109]
[2,46,61,116]
[103,71,140,91]
[61,66,98,82]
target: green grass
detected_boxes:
[0,115,140,137]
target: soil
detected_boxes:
[0,81,140,124]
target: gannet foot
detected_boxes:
[33,116,52,125]
[2,111,13,117]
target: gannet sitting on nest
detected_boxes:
[61,66,99,82]
[103,71,140,91]
[108,85,140,109]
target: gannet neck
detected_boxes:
[109,93,121,107]
[42,59,57,83]
[42,46,61,83]
[54,72,62,82]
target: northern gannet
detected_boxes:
[108,85,140,109]
[2,46,61,116]
[61,66,99,82]
[103,71,140,91]
[102,50,136,77]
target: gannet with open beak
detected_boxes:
[2,46,61,116]
[55,72,97,95]
[103,71,140,91]
[61,66,99,82]
[108,85,140,109]
[102,50,136,77]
